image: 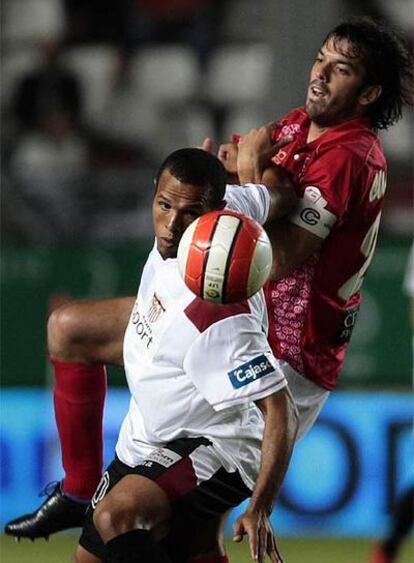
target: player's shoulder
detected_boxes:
[319,118,386,168]
[184,297,251,333]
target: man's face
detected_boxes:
[153,169,215,259]
[306,37,369,126]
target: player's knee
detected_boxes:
[93,500,127,541]
[93,497,156,542]
[47,302,84,360]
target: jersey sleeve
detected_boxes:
[225,183,271,225]
[183,314,287,411]
[289,146,358,239]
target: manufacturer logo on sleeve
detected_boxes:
[228,355,274,389]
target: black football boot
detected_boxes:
[4,482,87,541]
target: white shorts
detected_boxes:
[190,361,329,490]
[114,362,329,497]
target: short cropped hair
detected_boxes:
[156,148,226,209]
[325,16,413,130]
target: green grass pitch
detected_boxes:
[1,534,413,563]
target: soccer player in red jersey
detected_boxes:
[224,18,402,393]
[5,15,413,563]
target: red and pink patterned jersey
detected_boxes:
[265,107,387,390]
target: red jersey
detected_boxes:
[264,107,387,390]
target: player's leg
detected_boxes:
[48,297,135,365]
[150,438,250,563]
[369,485,414,563]
[88,438,250,563]
[4,297,135,540]
[77,489,229,563]
[174,512,229,563]
[49,297,134,499]
[93,474,172,562]
[73,545,103,563]
[77,456,173,563]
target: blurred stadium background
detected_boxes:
[1,0,413,562]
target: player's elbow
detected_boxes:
[271,184,297,220]
[256,386,299,437]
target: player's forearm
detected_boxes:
[236,165,297,224]
[248,387,298,515]
[236,127,297,221]
[265,218,324,281]
[261,167,297,221]
[237,152,262,185]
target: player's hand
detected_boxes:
[217,141,239,176]
[233,509,284,563]
[201,137,214,153]
[202,136,239,182]
[237,122,293,179]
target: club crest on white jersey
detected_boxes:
[146,293,166,323]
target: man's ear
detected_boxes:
[359,84,382,107]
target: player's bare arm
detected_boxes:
[48,296,135,365]
[203,129,297,223]
[237,123,293,185]
[235,122,326,280]
[201,136,239,181]
[235,126,297,222]
[233,387,298,563]
[266,219,324,280]
[218,141,238,181]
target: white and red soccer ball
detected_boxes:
[177,210,273,304]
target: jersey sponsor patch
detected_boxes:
[228,354,274,389]
[291,186,337,239]
[335,304,360,344]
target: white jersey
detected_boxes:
[116,184,287,489]
[116,182,327,488]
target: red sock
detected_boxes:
[52,359,106,500]
[188,557,229,563]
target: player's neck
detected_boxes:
[307,121,330,143]
[308,107,368,143]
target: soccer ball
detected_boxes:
[177,210,273,304]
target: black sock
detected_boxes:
[106,529,172,563]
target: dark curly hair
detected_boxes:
[324,16,413,130]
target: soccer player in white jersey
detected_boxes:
[6,138,296,563]
[70,147,297,563]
